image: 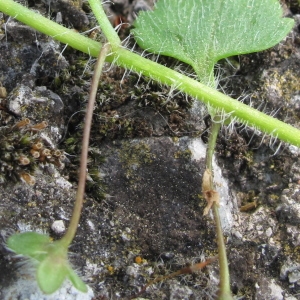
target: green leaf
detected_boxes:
[7,232,50,261]
[68,267,88,293]
[7,233,88,294]
[37,254,68,294]
[132,0,294,85]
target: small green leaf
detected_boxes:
[132,0,294,85]
[68,267,88,293]
[37,254,68,294]
[7,232,50,261]
[7,233,88,294]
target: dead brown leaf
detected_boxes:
[202,169,220,215]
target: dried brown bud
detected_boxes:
[30,121,48,131]
[31,142,43,150]
[30,149,40,158]
[41,148,51,156]
[202,169,220,216]
[240,200,258,212]
[15,118,30,129]
[20,172,36,185]
[18,156,30,165]
[39,148,52,161]
[52,149,61,157]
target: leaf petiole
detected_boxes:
[0,0,299,146]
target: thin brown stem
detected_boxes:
[129,256,218,299]
[61,43,111,247]
[205,115,233,300]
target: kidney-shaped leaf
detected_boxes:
[132,0,294,82]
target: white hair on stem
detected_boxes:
[205,104,234,125]
[245,128,262,147]
[127,66,133,77]
[255,132,268,149]
[225,57,241,70]
[103,54,119,72]
[81,26,101,35]
[120,65,133,87]
[172,62,198,79]
[129,41,137,52]
[135,71,143,86]
[225,116,238,135]
[162,83,183,106]
[58,43,69,62]
[255,100,267,112]
[237,93,249,103]
[135,35,145,43]
[80,51,96,78]
[114,21,129,34]
[139,48,149,58]
[214,64,224,88]
[30,50,45,74]
[233,121,246,130]
[4,16,12,45]
[269,131,279,149]
[145,78,152,90]
[269,106,282,118]
[121,34,132,48]
[120,69,127,87]
[143,52,158,59]
[271,141,283,156]
[151,52,161,63]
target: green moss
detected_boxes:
[0,118,64,184]
[243,150,254,166]
[174,149,192,159]
[282,242,300,262]
[266,70,300,101]
[64,137,107,201]
[118,141,154,181]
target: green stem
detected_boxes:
[114,48,300,147]
[205,118,221,172]
[0,0,101,56]
[61,43,111,247]
[88,0,121,47]
[1,1,300,147]
[205,116,233,299]
[212,204,233,300]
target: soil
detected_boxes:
[0,1,300,299]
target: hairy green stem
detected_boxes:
[1,0,300,147]
[0,0,101,56]
[88,0,121,47]
[61,43,111,247]
[114,48,300,147]
[1,0,299,147]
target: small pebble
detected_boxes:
[51,220,66,234]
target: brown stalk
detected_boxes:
[61,43,111,247]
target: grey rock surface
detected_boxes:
[0,1,300,299]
